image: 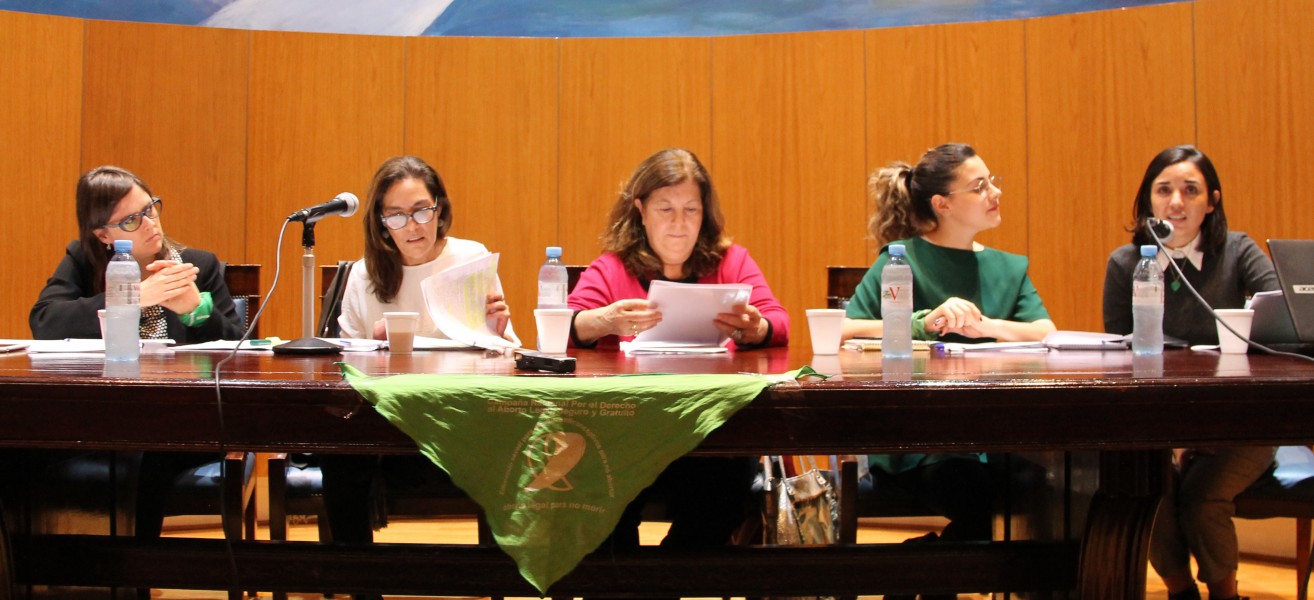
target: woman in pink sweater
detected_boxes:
[567,147,788,568]
[568,147,789,349]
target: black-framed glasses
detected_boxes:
[947,175,1001,197]
[102,198,162,232]
[380,204,439,231]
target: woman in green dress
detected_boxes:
[842,143,1055,600]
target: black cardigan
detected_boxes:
[30,240,245,342]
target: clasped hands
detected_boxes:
[591,298,767,345]
[922,296,998,339]
[140,260,201,315]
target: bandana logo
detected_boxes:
[522,431,586,492]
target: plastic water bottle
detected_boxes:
[1132,244,1164,356]
[880,243,914,358]
[104,239,141,361]
[537,246,568,309]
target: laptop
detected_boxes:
[1255,239,1314,352]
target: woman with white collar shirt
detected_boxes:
[1102,145,1278,600]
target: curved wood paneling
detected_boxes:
[712,30,867,350]
[0,11,83,338]
[1196,0,1314,244]
[246,30,405,339]
[82,20,249,265]
[1025,3,1195,332]
[405,36,559,346]
[559,37,713,266]
[865,20,1028,258]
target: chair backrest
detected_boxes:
[317,261,356,338]
[223,263,261,338]
[826,266,867,309]
[566,265,587,294]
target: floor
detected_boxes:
[156,518,1301,600]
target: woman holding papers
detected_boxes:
[324,156,515,569]
[567,147,787,559]
[30,166,244,343]
[568,147,789,349]
[842,144,1055,599]
[29,165,243,544]
[335,155,516,343]
[1103,145,1276,600]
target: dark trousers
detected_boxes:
[600,456,756,551]
[875,456,994,542]
[135,451,220,538]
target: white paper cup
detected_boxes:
[383,311,420,354]
[534,308,574,354]
[805,309,847,355]
[97,309,107,338]
[1215,308,1254,354]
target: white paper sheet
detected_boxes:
[420,253,516,349]
[627,281,752,351]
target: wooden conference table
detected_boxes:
[1,346,1313,599]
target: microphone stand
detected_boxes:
[271,221,342,354]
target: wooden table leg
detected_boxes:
[1078,449,1169,600]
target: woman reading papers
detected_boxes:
[567,147,788,349]
[566,147,788,561]
[336,155,516,344]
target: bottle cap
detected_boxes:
[1140,244,1158,257]
[888,243,906,256]
[546,246,562,258]
[113,240,133,253]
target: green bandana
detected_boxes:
[340,364,814,593]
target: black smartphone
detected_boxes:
[513,350,576,373]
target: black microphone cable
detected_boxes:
[1146,222,1314,363]
[209,217,293,596]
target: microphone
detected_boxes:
[1146,217,1174,244]
[288,192,359,224]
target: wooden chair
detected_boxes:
[223,263,261,338]
[1234,445,1314,600]
[826,266,867,309]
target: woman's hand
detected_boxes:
[574,299,662,344]
[371,319,387,340]
[141,260,201,315]
[923,297,984,337]
[486,293,511,339]
[715,303,768,346]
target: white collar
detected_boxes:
[1156,234,1204,271]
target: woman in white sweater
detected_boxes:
[337,154,516,342]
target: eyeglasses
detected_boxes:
[946,175,1001,197]
[380,204,440,231]
[102,198,162,232]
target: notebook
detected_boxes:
[1257,239,1314,352]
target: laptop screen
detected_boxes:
[1266,239,1314,344]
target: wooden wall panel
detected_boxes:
[1196,0,1314,244]
[712,30,867,351]
[865,20,1028,258]
[405,36,558,346]
[559,37,713,269]
[82,21,249,266]
[0,11,83,338]
[1025,3,1195,332]
[247,31,404,339]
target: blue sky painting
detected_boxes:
[1,0,1183,37]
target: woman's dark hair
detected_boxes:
[601,148,730,279]
[362,156,453,303]
[1130,145,1227,257]
[868,143,977,245]
[76,166,169,293]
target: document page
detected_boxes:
[626,281,752,352]
[420,253,515,349]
